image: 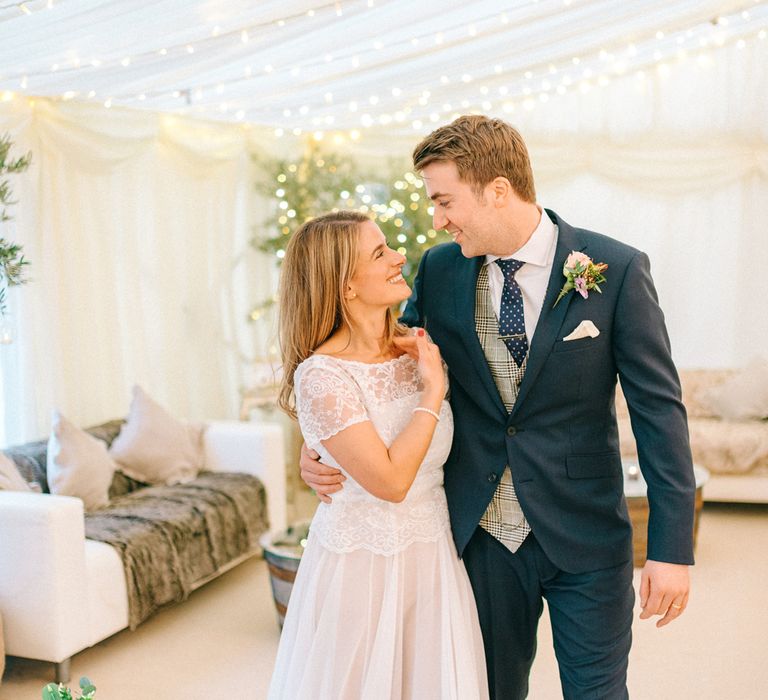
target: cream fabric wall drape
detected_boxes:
[529,40,768,373]
[1,39,766,446]
[0,98,288,446]
[351,39,768,372]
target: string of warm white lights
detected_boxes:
[293,36,767,144]
[190,4,768,134]
[393,16,768,128]
[0,2,635,92]
[277,7,768,135]
[1,0,766,136]
[109,3,768,124]
[110,2,569,100]
[0,0,54,15]
[6,1,763,100]
[0,0,368,83]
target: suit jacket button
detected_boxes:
[487,472,498,483]
[506,426,517,436]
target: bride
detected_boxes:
[267,210,488,699]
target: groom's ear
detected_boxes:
[489,176,513,208]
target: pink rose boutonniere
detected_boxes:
[554,251,608,306]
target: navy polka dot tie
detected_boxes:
[496,258,528,367]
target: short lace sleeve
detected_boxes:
[294,358,370,449]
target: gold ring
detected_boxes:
[671,603,683,609]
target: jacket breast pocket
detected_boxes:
[551,336,604,354]
[566,453,621,479]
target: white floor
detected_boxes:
[2,502,767,699]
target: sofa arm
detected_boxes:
[203,420,287,533]
[0,492,91,662]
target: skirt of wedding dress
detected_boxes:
[267,533,489,700]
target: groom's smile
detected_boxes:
[421,161,491,258]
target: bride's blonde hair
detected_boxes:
[277,210,406,419]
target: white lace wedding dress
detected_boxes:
[268,353,488,700]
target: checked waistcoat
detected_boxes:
[475,264,531,552]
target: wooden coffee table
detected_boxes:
[623,462,709,567]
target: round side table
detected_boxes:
[623,462,709,567]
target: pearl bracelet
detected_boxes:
[413,406,440,422]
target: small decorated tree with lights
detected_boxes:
[249,142,360,322]
[250,141,451,321]
[254,142,360,261]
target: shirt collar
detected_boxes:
[484,206,556,268]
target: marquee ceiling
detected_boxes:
[1,0,766,138]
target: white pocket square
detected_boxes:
[563,320,600,341]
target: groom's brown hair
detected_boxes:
[412,115,536,203]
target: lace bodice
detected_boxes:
[295,353,454,555]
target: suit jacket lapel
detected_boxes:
[512,212,584,414]
[453,254,508,417]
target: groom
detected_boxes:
[302,115,695,699]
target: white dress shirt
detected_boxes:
[484,207,558,342]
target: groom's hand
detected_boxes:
[299,442,345,504]
[638,560,690,628]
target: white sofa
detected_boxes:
[0,420,286,683]
[616,369,768,503]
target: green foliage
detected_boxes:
[0,132,32,316]
[249,141,451,320]
[0,237,29,315]
[0,132,31,223]
[41,676,96,700]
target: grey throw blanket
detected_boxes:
[85,471,269,629]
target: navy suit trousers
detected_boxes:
[463,526,634,700]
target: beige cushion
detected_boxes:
[698,357,768,421]
[0,451,32,492]
[47,412,116,510]
[109,385,205,485]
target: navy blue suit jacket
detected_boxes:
[401,210,696,573]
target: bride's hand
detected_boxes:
[413,329,444,401]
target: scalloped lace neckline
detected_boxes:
[310,353,412,367]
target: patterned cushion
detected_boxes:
[0,451,32,491]
[4,419,141,496]
[3,437,50,492]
